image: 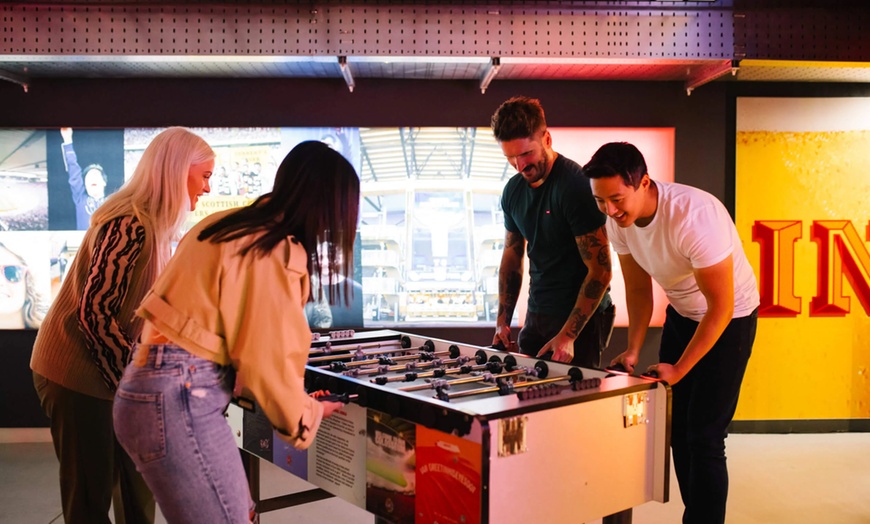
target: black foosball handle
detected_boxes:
[315,393,359,404]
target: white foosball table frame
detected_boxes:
[226,329,671,524]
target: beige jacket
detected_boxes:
[136,209,323,449]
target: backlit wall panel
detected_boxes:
[736,97,870,420]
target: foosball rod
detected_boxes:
[441,367,583,401]
[318,345,460,370]
[309,336,428,356]
[396,354,545,390]
[515,377,602,400]
[307,340,436,363]
[398,369,528,392]
[337,355,470,378]
[364,355,478,382]
[309,340,404,355]
[369,351,507,383]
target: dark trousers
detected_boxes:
[33,372,155,524]
[660,305,758,524]
[518,303,616,368]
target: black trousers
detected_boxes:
[33,372,155,524]
[660,305,758,524]
[517,303,616,369]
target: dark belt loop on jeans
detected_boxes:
[154,345,164,369]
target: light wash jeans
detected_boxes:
[113,344,255,524]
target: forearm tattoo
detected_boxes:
[564,309,590,339]
[497,231,525,323]
[584,279,606,300]
[577,231,612,271]
[578,229,612,301]
[505,231,524,258]
[569,227,612,335]
[597,245,611,268]
[498,270,522,322]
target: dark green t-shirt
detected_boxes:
[501,154,609,315]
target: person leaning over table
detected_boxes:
[32,127,215,524]
[490,95,614,367]
[584,141,760,524]
[113,141,357,523]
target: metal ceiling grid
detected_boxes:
[350,58,488,79]
[2,4,733,58]
[496,58,710,80]
[0,56,343,78]
[2,2,870,89]
[734,6,870,61]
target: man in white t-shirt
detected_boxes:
[583,142,760,524]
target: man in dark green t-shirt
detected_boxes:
[490,96,614,368]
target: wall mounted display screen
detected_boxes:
[0,126,673,331]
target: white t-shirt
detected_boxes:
[607,181,760,321]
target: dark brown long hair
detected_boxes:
[198,140,360,303]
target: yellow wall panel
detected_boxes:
[735,112,870,420]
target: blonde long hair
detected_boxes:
[90,127,215,269]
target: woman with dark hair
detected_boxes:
[113,141,360,523]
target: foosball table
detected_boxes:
[226,329,671,524]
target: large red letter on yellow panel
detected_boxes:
[753,220,802,317]
[811,220,870,316]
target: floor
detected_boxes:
[1,429,868,524]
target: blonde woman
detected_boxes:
[31,127,215,524]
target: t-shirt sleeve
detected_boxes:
[679,200,734,269]
[606,219,630,255]
[563,172,607,237]
[501,182,520,233]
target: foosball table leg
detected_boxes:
[603,508,632,524]
[240,449,334,514]
[241,449,261,505]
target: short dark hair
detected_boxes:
[490,96,547,142]
[583,142,648,189]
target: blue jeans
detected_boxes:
[113,344,255,523]
[660,305,757,524]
